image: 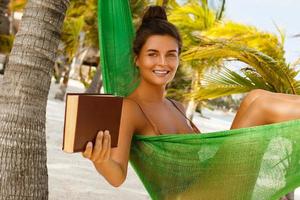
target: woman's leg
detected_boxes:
[231,90,300,200]
[231,89,300,129]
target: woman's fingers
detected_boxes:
[104,133,111,161]
[99,130,109,158]
[82,142,93,159]
[82,130,111,164]
[96,130,111,163]
[91,131,104,162]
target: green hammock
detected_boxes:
[97,1,300,199]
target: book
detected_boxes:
[62,93,123,153]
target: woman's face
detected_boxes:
[135,35,179,86]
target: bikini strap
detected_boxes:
[127,98,162,135]
[166,98,201,133]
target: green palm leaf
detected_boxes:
[191,67,273,100]
[61,16,84,58]
[201,22,286,62]
[182,38,300,99]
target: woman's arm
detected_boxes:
[82,99,143,187]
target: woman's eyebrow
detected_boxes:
[146,49,158,52]
[146,49,178,53]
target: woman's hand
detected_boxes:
[82,130,111,164]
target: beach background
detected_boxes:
[1,1,300,198]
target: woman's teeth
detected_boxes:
[153,70,169,75]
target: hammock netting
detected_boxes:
[97,1,300,199]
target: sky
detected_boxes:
[225,0,300,63]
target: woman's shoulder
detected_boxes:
[122,97,147,130]
[168,98,186,113]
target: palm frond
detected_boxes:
[201,22,286,62]
[273,21,285,45]
[191,67,273,100]
[215,0,225,20]
[61,16,85,58]
[168,2,217,32]
[182,38,299,95]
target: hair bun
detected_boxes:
[142,6,167,24]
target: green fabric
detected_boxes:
[97,1,300,199]
[97,0,139,96]
[130,120,300,200]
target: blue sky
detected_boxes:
[225,0,300,63]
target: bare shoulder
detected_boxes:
[121,98,146,132]
[169,99,186,113]
[122,98,140,113]
[122,98,143,117]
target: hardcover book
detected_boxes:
[62,93,123,153]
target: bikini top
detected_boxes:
[129,97,200,135]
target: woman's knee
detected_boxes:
[242,89,268,106]
[251,95,285,123]
[245,96,272,124]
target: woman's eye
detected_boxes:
[148,53,157,57]
[167,54,177,58]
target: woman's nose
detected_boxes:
[157,55,167,66]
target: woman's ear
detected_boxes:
[134,56,139,67]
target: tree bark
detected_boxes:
[0,0,69,199]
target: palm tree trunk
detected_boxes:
[55,58,72,101]
[186,71,200,120]
[0,0,69,199]
[85,65,102,93]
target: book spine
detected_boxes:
[62,95,69,151]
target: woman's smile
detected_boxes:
[152,69,170,76]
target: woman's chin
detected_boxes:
[141,76,173,87]
[151,80,171,87]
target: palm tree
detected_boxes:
[55,0,102,98]
[181,22,300,100]
[0,0,69,199]
[54,13,85,100]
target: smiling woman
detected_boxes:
[82,5,200,187]
[81,3,300,200]
[135,35,179,86]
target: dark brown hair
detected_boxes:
[133,6,182,56]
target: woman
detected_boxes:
[82,5,300,191]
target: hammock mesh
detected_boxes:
[98,1,300,199]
